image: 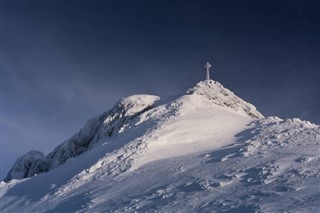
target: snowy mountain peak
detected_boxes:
[1,80,320,213]
[3,81,264,182]
[186,80,264,119]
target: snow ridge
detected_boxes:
[4,81,263,182]
[3,95,159,181]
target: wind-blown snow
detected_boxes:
[1,80,319,213]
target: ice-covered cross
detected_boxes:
[204,62,212,81]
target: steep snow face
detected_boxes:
[4,94,160,181]
[132,84,260,168]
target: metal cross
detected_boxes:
[204,62,212,81]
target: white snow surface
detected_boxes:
[1,80,319,213]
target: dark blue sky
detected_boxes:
[1,0,319,179]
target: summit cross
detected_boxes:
[204,62,212,81]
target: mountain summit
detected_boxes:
[187,80,263,118]
[3,80,262,182]
[1,80,319,213]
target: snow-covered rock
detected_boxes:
[1,80,319,213]
[3,150,47,182]
[4,94,160,181]
[187,80,263,118]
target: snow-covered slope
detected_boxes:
[1,80,319,213]
[3,94,160,181]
